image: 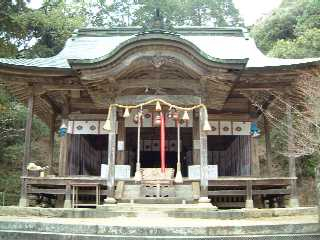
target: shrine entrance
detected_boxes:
[126,127,193,177]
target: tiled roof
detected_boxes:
[0,27,319,70]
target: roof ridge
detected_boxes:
[75,26,247,37]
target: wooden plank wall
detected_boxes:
[208,136,251,176]
[68,135,108,176]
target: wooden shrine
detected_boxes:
[0,15,320,208]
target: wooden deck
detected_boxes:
[23,176,294,206]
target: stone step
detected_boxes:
[0,217,318,237]
[1,230,320,240]
[119,197,192,204]
[0,206,317,219]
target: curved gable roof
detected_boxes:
[0,26,319,70]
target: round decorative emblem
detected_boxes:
[235,126,242,132]
[145,113,151,118]
[90,125,96,131]
[223,126,229,131]
[212,126,217,131]
[76,125,83,130]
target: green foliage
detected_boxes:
[15,0,86,58]
[298,153,320,177]
[252,0,320,58]
[90,0,243,27]
[270,28,320,58]
[0,0,29,57]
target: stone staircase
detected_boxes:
[0,206,319,239]
[116,181,197,203]
[0,214,319,240]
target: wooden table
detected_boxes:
[71,182,101,208]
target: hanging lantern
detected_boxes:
[133,114,139,124]
[58,121,68,137]
[173,111,179,120]
[168,107,174,119]
[123,107,130,118]
[103,119,112,131]
[155,101,162,111]
[168,107,177,119]
[154,112,161,126]
[203,119,212,131]
[250,122,260,137]
[133,109,143,124]
[182,110,189,120]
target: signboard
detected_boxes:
[188,165,218,180]
[101,164,131,180]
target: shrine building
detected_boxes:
[1,17,320,209]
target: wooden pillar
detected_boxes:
[287,104,299,207]
[250,136,260,177]
[58,123,69,176]
[58,96,69,177]
[48,114,55,175]
[116,117,126,165]
[264,115,272,176]
[19,92,34,207]
[198,108,210,203]
[192,111,200,165]
[104,106,117,204]
[245,180,254,208]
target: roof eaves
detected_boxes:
[246,59,320,71]
[0,62,75,75]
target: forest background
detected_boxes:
[0,0,319,205]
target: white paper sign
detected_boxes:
[101,165,131,180]
[188,165,218,180]
[117,141,124,151]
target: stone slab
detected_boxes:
[0,206,318,220]
[0,215,318,238]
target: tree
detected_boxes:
[15,0,86,58]
[252,0,320,57]
[89,0,243,27]
[0,0,29,57]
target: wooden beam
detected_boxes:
[41,94,61,114]
[116,78,200,94]
[68,113,106,120]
